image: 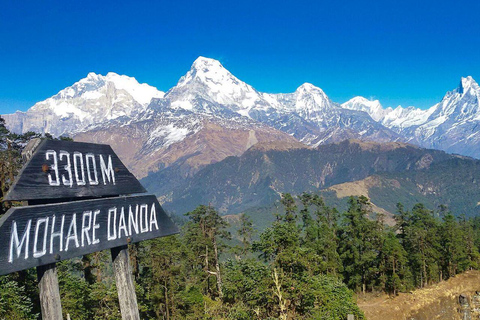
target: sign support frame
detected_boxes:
[111,245,140,320]
[37,263,63,320]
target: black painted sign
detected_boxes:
[4,139,146,201]
[0,195,178,275]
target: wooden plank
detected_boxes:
[4,139,146,201]
[111,246,140,320]
[37,263,63,320]
[0,194,178,275]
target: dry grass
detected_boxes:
[327,176,397,226]
[358,270,480,320]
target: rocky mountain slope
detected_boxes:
[146,139,467,215]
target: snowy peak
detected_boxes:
[167,57,263,114]
[51,72,164,106]
[433,76,480,119]
[295,83,329,99]
[458,76,479,94]
[191,56,225,73]
[343,96,381,108]
[176,56,236,88]
[293,82,332,111]
[103,72,164,105]
[14,72,165,136]
[342,96,386,121]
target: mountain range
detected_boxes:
[3,57,480,217]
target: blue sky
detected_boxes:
[1,0,479,114]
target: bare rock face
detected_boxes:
[75,114,297,179]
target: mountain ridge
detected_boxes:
[147,139,462,215]
[2,57,480,183]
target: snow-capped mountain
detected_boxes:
[162,57,399,146]
[4,57,399,146]
[165,57,268,116]
[342,96,391,122]
[255,83,399,146]
[407,76,480,156]
[3,56,480,178]
[343,76,480,158]
[3,72,164,136]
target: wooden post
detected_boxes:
[111,246,140,320]
[37,263,63,320]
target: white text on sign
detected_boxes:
[8,202,159,263]
[45,150,116,187]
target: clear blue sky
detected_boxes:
[1,0,479,114]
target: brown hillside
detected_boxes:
[75,118,298,179]
[358,270,480,320]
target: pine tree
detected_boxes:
[402,204,441,287]
[339,196,381,294]
[237,213,254,257]
[299,193,341,275]
[440,212,467,279]
[184,205,230,299]
[458,215,480,270]
[379,231,409,294]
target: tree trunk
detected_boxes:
[82,255,96,285]
[205,245,210,295]
[111,246,140,320]
[37,263,63,320]
[212,236,223,299]
[273,268,287,320]
[164,280,170,320]
[423,257,427,287]
[393,258,396,295]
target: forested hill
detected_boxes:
[325,156,480,219]
[144,139,473,216]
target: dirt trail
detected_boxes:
[357,270,480,320]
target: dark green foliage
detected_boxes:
[338,196,383,293]
[223,259,271,316]
[399,204,441,287]
[252,194,364,319]
[0,275,37,320]
[57,260,94,320]
[236,213,255,257]
[440,212,467,278]
[3,127,480,320]
[299,193,342,275]
[306,275,364,320]
[378,231,410,294]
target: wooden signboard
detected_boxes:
[0,194,178,275]
[1,139,178,320]
[4,139,146,201]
